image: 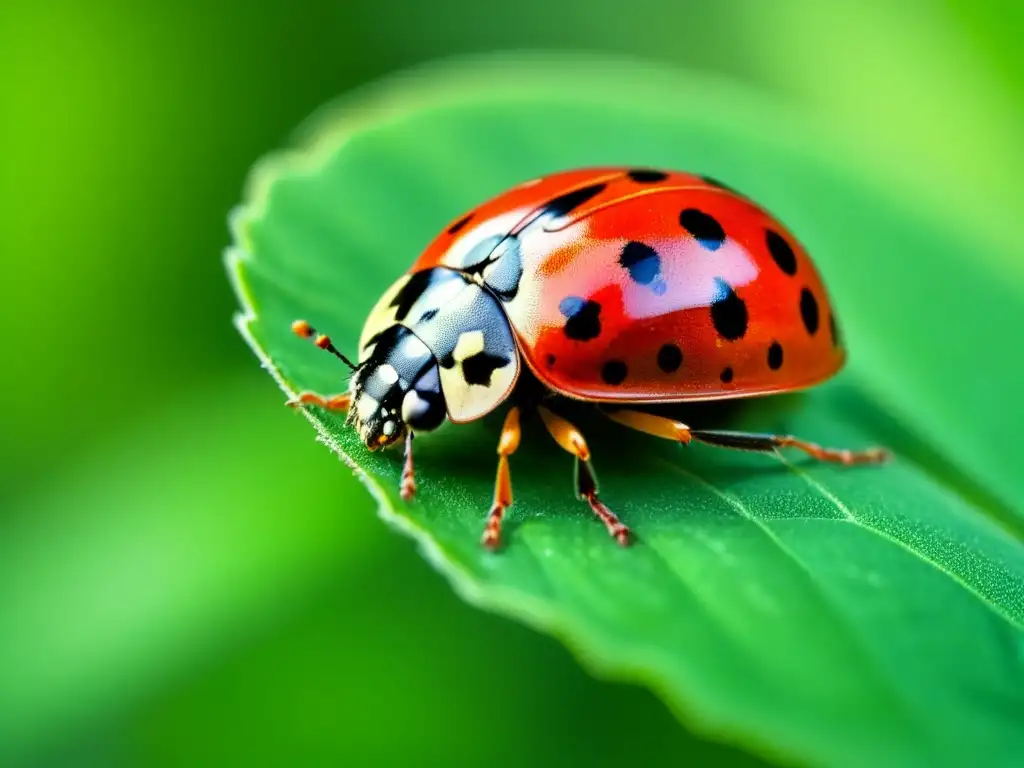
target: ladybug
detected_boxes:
[288,167,889,549]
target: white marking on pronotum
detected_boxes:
[378,364,399,385]
[382,420,396,437]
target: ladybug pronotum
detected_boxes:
[288,167,889,549]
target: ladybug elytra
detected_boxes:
[289,167,889,549]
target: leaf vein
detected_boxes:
[655,459,962,755]
[777,456,1024,630]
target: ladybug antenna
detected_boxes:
[291,320,359,371]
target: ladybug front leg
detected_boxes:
[400,431,416,500]
[285,392,352,411]
[536,406,631,546]
[602,408,889,466]
[481,407,522,550]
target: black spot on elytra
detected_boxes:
[439,351,455,368]
[417,308,439,323]
[618,241,661,286]
[545,353,556,367]
[390,270,436,321]
[559,296,602,341]
[765,230,797,276]
[657,343,683,373]
[544,183,606,218]
[800,288,820,335]
[601,360,628,385]
[680,208,726,251]
[720,367,734,383]
[627,169,668,183]
[448,213,473,235]
[710,278,748,341]
[768,341,784,370]
[461,351,510,387]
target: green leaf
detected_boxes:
[228,53,1024,768]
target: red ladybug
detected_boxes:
[289,167,889,549]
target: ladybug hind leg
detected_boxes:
[537,406,631,546]
[602,408,890,465]
[688,429,890,465]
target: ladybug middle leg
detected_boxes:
[602,408,890,466]
[481,407,522,550]
[536,406,631,546]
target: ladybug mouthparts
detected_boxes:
[347,379,407,451]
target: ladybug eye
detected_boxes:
[402,388,446,432]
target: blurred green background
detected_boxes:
[2,1,1021,765]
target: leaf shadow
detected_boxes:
[412,392,834,509]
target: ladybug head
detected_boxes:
[347,324,448,450]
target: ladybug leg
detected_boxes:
[687,429,890,465]
[285,391,351,411]
[537,406,630,546]
[400,430,416,501]
[602,408,889,466]
[602,408,692,444]
[481,407,522,550]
